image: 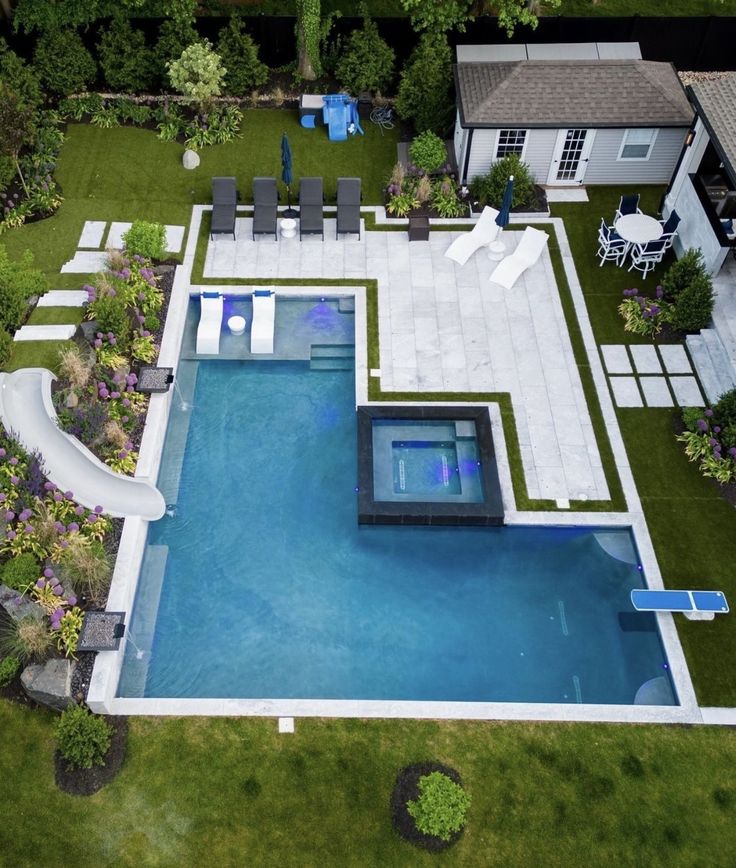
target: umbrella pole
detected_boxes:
[284,184,298,218]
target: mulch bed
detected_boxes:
[390,762,465,852]
[54,715,128,796]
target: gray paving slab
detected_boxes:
[78,220,106,248]
[609,376,643,407]
[640,376,673,407]
[60,251,108,274]
[630,344,662,374]
[669,375,705,407]
[600,344,632,374]
[659,343,692,374]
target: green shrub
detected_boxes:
[91,294,131,349]
[682,405,706,431]
[662,248,707,301]
[335,16,394,95]
[0,613,52,663]
[396,32,453,135]
[1,552,41,591]
[55,705,112,770]
[33,28,96,96]
[122,221,166,261]
[670,274,714,332]
[430,176,464,218]
[0,655,20,687]
[0,245,47,333]
[0,41,42,110]
[217,15,268,96]
[407,771,470,842]
[470,153,536,210]
[155,17,199,86]
[167,40,225,113]
[714,389,736,427]
[409,131,447,174]
[0,329,12,367]
[0,156,15,192]
[98,16,156,93]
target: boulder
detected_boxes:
[0,584,45,623]
[80,320,99,343]
[21,659,76,711]
[182,149,200,170]
[65,391,79,409]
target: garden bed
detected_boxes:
[390,761,465,852]
[54,715,127,796]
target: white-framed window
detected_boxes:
[618,128,658,161]
[495,129,527,159]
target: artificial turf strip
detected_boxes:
[5,340,72,374]
[618,409,736,706]
[27,306,84,326]
[2,703,736,867]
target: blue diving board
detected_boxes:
[631,589,729,618]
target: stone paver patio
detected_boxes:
[204,218,609,502]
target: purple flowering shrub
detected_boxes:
[678,398,736,484]
[618,286,671,337]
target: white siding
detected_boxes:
[583,127,688,184]
[668,175,728,275]
[465,128,557,186]
[453,112,467,179]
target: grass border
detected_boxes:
[189,213,627,512]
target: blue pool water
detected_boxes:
[119,360,676,705]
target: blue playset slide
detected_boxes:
[322,94,364,141]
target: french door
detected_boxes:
[547,129,596,185]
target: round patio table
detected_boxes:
[614,213,662,245]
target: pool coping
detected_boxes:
[87,204,702,724]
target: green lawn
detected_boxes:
[1,702,736,867]
[27,306,84,326]
[552,188,736,706]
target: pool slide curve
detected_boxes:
[0,368,165,520]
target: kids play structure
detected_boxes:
[299,94,364,141]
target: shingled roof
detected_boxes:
[689,73,736,181]
[455,60,693,129]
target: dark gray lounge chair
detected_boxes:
[211,177,237,240]
[299,177,324,241]
[252,177,278,241]
[336,177,361,239]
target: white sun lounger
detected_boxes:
[444,206,500,266]
[251,289,276,354]
[196,291,223,355]
[489,226,549,290]
[631,589,729,621]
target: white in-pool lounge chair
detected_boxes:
[444,206,500,266]
[631,589,729,621]
[251,289,276,354]
[489,226,549,290]
[196,291,223,355]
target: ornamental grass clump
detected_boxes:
[0,612,52,663]
[56,705,112,770]
[407,771,471,842]
[618,286,671,337]
[678,392,736,484]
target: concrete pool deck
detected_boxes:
[86,204,705,724]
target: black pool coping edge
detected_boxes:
[357,405,504,526]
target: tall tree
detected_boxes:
[0,83,35,195]
[296,0,321,80]
[400,0,473,32]
[491,0,561,37]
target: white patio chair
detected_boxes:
[196,291,223,354]
[489,226,549,290]
[251,289,276,354]
[444,206,500,266]
[597,218,628,267]
[627,239,666,279]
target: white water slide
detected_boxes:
[0,368,165,520]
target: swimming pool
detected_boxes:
[118,355,676,705]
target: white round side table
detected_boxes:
[280,218,297,239]
[487,240,506,261]
[227,315,246,336]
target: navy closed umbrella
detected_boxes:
[281,132,297,217]
[495,174,514,231]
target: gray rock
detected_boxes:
[80,320,99,343]
[65,391,79,408]
[0,584,45,623]
[182,149,200,170]
[21,658,76,711]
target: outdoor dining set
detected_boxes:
[209,176,362,243]
[596,194,681,277]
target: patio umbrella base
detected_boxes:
[282,207,299,218]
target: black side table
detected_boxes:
[408,215,430,241]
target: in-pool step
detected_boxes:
[311,343,355,359]
[338,297,355,313]
[310,357,354,371]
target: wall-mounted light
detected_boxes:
[685,129,696,147]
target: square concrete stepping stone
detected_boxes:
[609,376,643,407]
[601,344,632,374]
[278,717,294,734]
[659,344,692,374]
[669,375,704,407]
[640,376,673,407]
[78,220,106,249]
[37,290,88,307]
[164,225,185,253]
[106,222,132,250]
[14,324,76,341]
[630,344,662,374]
[60,251,109,273]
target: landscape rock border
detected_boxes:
[55,716,128,796]
[390,761,466,852]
